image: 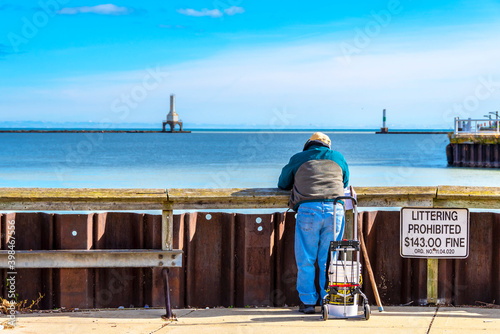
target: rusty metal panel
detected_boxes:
[1,210,498,310]
[493,213,500,305]
[411,259,428,306]
[438,213,500,306]
[360,211,426,306]
[360,211,377,305]
[143,213,162,308]
[185,212,235,307]
[450,213,497,305]
[438,258,454,304]
[0,214,3,301]
[94,213,144,249]
[93,213,145,308]
[54,214,93,308]
[0,213,54,309]
[0,213,3,249]
[437,259,451,303]
[234,213,275,307]
[274,211,299,306]
[167,213,185,308]
[54,214,92,250]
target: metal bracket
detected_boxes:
[162,210,174,251]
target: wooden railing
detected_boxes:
[1,186,499,211]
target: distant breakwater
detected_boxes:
[0,130,190,133]
[375,131,451,134]
[1,129,450,134]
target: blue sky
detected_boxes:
[1,0,500,128]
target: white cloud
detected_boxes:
[177,8,223,18]
[159,24,186,29]
[177,6,245,18]
[224,6,245,16]
[58,4,131,15]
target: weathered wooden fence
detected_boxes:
[0,186,499,309]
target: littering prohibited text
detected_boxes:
[400,208,469,258]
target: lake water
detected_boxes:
[1,131,498,189]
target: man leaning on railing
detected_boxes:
[278,132,349,314]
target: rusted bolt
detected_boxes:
[159,255,163,259]
[159,262,163,266]
[171,261,176,266]
[172,254,176,259]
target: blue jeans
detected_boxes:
[295,201,345,305]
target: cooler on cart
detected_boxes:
[321,196,370,320]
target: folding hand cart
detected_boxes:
[321,196,370,320]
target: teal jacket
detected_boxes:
[278,144,349,211]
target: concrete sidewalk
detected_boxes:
[2,306,499,334]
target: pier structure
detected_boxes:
[375,108,449,134]
[454,115,499,135]
[162,94,190,133]
[447,115,500,168]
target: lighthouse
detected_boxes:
[162,94,189,132]
[380,109,388,133]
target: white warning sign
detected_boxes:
[400,208,469,258]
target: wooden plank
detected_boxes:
[433,199,500,209]
[0,188,167,200]
[0,250,182,268]
[167,187,437,209]
[437,186,500,198]
[0,188,169,211]
[355,186,437,197]
[1,186,499,211]
[356,186,436,207]
[358,197,435,208]
[166,188,290,209]
[0,201,170,211]
[435,186,500,209]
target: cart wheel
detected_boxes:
[363,302,370,320]
[322,305,328,321]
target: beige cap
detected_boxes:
[307,132,331,147]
